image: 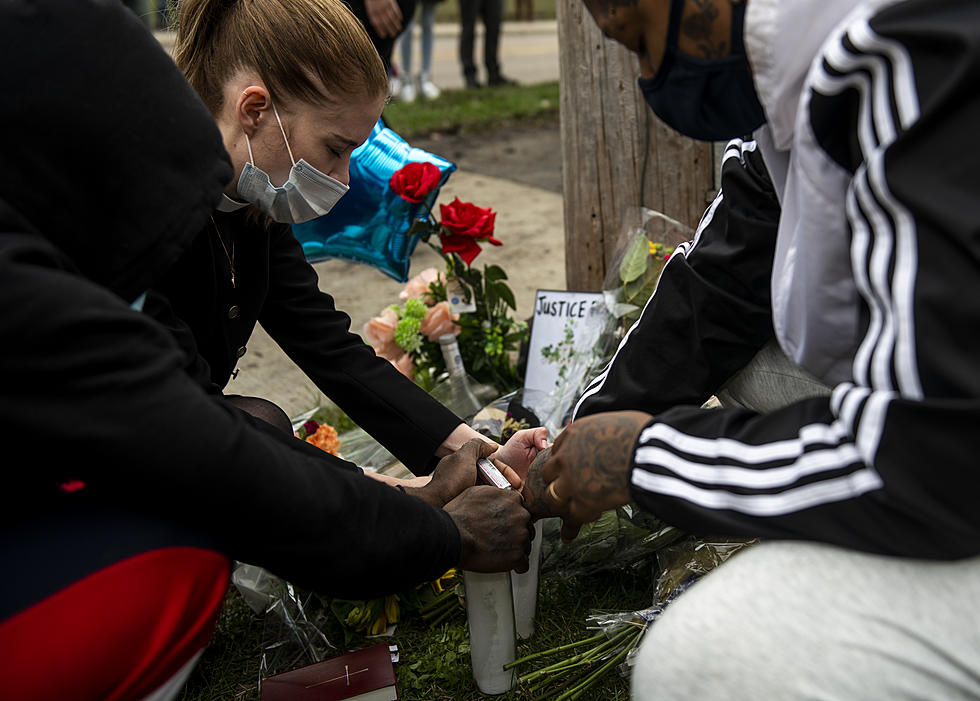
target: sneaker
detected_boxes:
[419,75,441,100]
[400,80,416,103]
[488,74,518,87]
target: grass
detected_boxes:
[179,566,654,700]
[382,81,559,138]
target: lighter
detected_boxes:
[477,457,513,490]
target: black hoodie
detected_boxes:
[0,0,459,618]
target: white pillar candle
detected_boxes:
[510,520,543,639]
[463,570,516,694]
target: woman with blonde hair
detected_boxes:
[152,0,547,481]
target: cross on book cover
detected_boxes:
[260,642,399,701]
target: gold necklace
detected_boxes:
[210,215,236,288]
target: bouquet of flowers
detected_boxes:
[602,206,691,332]
[362,162,529,398]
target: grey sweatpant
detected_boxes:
[632,541,980,699]
[632,340,980,699]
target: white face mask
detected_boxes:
[236,104,349,224]
[216,193,249,213]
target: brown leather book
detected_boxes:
[260,643,399,701]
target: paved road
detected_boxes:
[393,20,559,92]
[155,20,560,92]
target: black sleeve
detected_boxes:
[342,0,417,66]
[1,241,460,599]
[572,138,780,420]
[625,0,980,560]
[257,225,462,475]
[141,288,221,395]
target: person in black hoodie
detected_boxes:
[154,0,547,484]
[0,2,531,699]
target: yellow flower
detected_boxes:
[369,612,388,636]
[384,594,400,625]
[430,568,457,594]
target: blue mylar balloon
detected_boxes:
[291,119,456,282]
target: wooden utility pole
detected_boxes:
[558,0,715,291]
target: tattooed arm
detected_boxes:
[522,411,651,542]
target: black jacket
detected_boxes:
[148,209,462,475]
[0,0,459,621]
[574,1,980,560]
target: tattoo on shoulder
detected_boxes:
[681,0,729,59]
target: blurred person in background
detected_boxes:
[458,0,516,88]
[394,0,443,102]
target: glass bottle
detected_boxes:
[438,333,483,421]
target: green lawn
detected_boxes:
[382,80,559,138]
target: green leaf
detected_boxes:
[619,232,650,284]
[492,280,517,310]
[484,264,507,283]
[483,280,499,310]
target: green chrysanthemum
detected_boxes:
[395,316,423,352]
[403,297,427,320]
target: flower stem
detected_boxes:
[418,589,455,615]
[426,600,461,628]
[516,626,632,684]
[530,663,599,700]
[555,642,633,701]
[504,632,606,670]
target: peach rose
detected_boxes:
[399,267,443,301]
[390,352,415,379]
[362,307,399,359]
[419,300,460,342]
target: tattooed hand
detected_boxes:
[522,446,558,521]
[531,411,651,543]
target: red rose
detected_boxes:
[439,231,483,265]
[389,161,443,203]
[438,197,499,242]
[438,197,501,265]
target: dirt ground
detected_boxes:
[226,122,566,419]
